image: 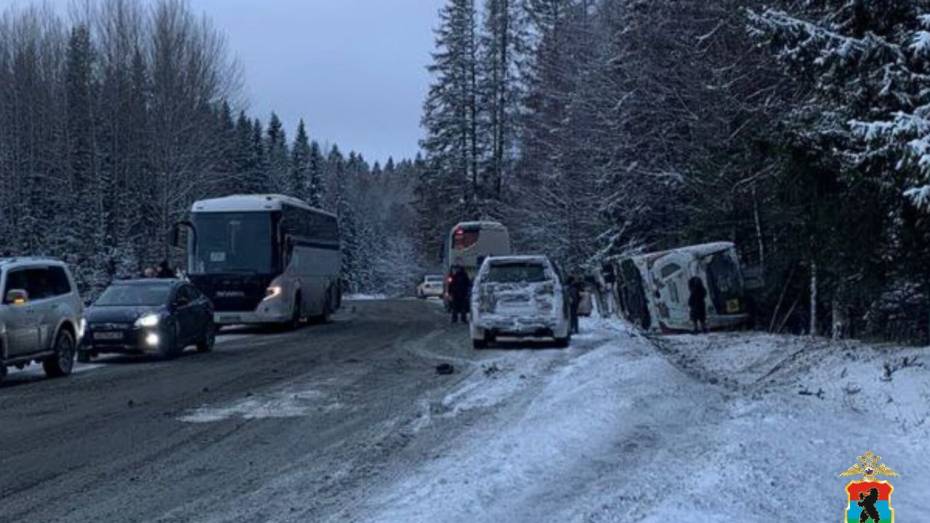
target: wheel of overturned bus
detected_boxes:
[43,329,76,378]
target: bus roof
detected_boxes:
[613,241,736,264]
[191,194,336,218]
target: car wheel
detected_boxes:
[472,338,488,350]
[161,322,182,360]
[554,335,571,349]
[197,322,216,353]
[44,329,76,378]
[0,364,7,384]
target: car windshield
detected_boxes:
[485,263,547,284]
[95,284,171,307]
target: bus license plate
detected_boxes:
[726,299,740,313]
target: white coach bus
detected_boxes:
[176,194,342,328]
[443,221,512,306]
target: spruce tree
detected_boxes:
[290,119,311,200]
[307,140,324,207]
[265,112,289,193]
[478,0,529,199]
[421,0,481,216]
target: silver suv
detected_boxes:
[0,258,84,383]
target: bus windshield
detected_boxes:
[453,229,479,249]
[190,212,274,275]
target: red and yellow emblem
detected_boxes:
[839,451,898,523]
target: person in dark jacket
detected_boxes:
[156,260,176,279]
[449,266,471,324]
[567,276,582,335]
[688,276,708,333]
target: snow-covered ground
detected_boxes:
[345,293,389,301]
[342,319,930,522]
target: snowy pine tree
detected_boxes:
[290,119,311,200]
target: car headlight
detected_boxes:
[264,286,282,301]
[135,313,160,328]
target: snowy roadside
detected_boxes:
[340,320,930,522]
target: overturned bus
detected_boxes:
[606,242,750,332]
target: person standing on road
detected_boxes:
[449,266,471,324]
[688,276,708,334]
[567,276,582,335]
[156,260,176,279]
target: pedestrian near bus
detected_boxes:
[688,276,708,334]
[156,260,176,279]
[567,276,582,335]
[449,266,471,324]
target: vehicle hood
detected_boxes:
[85,305,166,324]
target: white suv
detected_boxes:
[470,256,571,349]
[0,258,84,383]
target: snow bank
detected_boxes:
[353,324,930,522]
[344,294,388,301]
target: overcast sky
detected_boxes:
[192,0,441,164]
[1,0,441,165]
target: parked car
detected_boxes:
[0,257,84,383]
[417,274,445,299]
[80,279,215,361]
[470,256,571,349]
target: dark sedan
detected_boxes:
[80,279,215,361]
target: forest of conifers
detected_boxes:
[2,0,930,342]
[420,0,930,342]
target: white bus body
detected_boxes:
[184,195,342,327]
[608,242,749,332]
[443,221,512,305]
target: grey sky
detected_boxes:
[1,0,441,164]
[191,0,441,165]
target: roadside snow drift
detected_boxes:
[347,322,930,522]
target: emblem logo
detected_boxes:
[839,451,898,522]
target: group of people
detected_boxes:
[142,260,177,280]
[446,266,586,335]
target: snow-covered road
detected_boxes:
[2,300,927,522]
